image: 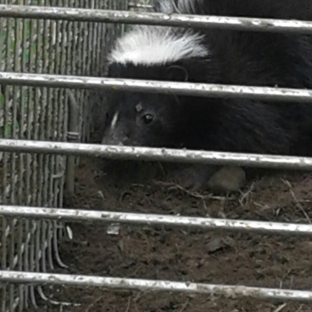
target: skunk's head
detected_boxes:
[101,26,209,148]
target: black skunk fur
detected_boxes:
[98,0,312,189]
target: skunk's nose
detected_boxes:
[101,133,125,146]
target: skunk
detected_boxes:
[99,0,312,189]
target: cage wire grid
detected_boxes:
[0,0,127,310]
[0,0,312,311]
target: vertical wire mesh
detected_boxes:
[0,0,128,310]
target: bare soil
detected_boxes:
[40,133,312,312]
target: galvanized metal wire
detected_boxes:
[0,0,127,311]
[0,0,67,308]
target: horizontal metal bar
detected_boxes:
[1,205,312,236]
[1,5,312,34]
[1,139,312,169]
[128,2,153,9]
[0,72,312,102]
[1,271,312,302]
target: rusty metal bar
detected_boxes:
[0,205,312,236]
[1,5,312,34]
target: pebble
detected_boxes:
[207,166,246,193]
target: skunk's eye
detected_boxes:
[142,114,153,125]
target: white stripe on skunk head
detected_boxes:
[108,26,209,66]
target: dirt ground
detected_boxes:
[41,132,312,312]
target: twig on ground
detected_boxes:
[281,178,311,224]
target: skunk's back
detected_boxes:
[152,0,312,20]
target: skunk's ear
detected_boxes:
[166,65,189,82]
[107,63,113,77]
[106,61,121,77]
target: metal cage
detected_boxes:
[0,1,127,310]
[0,0,312,311]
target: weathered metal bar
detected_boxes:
[1,206,312,236]
[1,271,312,302]
[128,2,153,9]
[1,5,312,34]
[1,139,312,169]
[0,72,312,102]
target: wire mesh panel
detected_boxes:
[0,0,127,310]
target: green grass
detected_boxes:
[0,19,28,138]
[0,16,48,139]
